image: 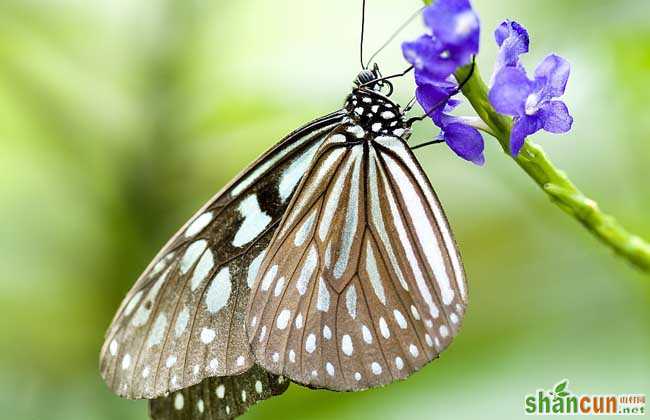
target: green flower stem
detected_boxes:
[454,63,650,272]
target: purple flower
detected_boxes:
[423,0,480,68]
[417,84,485,165]
[402,0,480,84]
[489,54,573,156]
[492,20,529,79]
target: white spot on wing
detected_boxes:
[371,362,382,375]
[260,265,278,292]
[274,276,286,297]
[294,209,317,246]
[185,212,213,237]
[121,354,131,370]
[439,325,449,338]
[190,249,214,291]
[175,307,189,337]
[296,245,318,295]
[305,333,317,353]
[124,291,142,316]
[247,249,267,288]
[276,309,291,330]
[326,362,335,376]
[341,334,354,356]
[174,393,184,410]
[346,285,357,319]
[365,243,387,305]
[131,268,170,327]
[165,355,177,368]
[323,325,332,340]
[316,277,330,312]
[205,267,231,314]
[216,384,225,398]
[362,325,373,344]
[278,141,320,202]
[180,240,207,274]
[147,313,167,348]
[200,328,216,344]
[379,317,390,339]
[393,309,407,329]
[232,195,272,248]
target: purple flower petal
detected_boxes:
[402,35,458,80]
[534,54,570,98]
[489,67,532,116]
[415,84,451,122]
[510,115,542,156]
[414,68,458,88]
[540,100,573,133]
[494,20,529,71]
[443,122,485,165]
[422,0,480,67]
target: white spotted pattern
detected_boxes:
[316,277,330,312]
[190,249,213,291]
[180,240,207,274]
[305,333,317,353]
[185,212,213,237]
[276,309,291,330]
[205,267,231,314]
[379,317,390,339]
[232,195,272,247]
[346,285,357,319]
[341,334,354,356]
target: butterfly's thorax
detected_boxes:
[344,88,410,140]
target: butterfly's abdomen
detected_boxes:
[344,90,409,139]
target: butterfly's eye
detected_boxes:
[354,69,377,87]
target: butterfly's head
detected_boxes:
[353,63,386,93]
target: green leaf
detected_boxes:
[558,391,570,397]
[555,380,568,393]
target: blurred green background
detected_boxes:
[1,0,648,419]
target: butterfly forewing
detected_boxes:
[100,111,345,399]
[148,364,289,420]
[245,126,468,391]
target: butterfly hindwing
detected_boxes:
[100,111,345,399]
[149,364,289,420]
[246,127,468,391]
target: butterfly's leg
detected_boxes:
[410,138,445,150]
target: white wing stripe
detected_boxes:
[364,243,387,305]
[333,149,363,279]
[373,154,440,320]
[383,154,455,306]
[367,148,409,292]
[318,151,354,241]
[376,136,465,301]
[281,147,346,240]
[279,141,321,202]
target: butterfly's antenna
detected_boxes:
[360,0,367,69]
[365,6,425,69]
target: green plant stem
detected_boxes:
[453,63,650,272]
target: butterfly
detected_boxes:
[100,3,468,419]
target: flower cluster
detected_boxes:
[402,0,484,164]
[402,0,573,163]
[489,21,573,155]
